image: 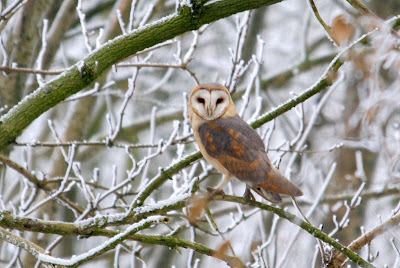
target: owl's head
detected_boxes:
[189,83,236,121]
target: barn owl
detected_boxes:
[188,83,303,203]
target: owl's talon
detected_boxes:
[206,187,225,197]
[243,188,255,201]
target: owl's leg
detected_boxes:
[215,174,231,189]
[243,186,255,201]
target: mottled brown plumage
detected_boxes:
[189,83,303,203]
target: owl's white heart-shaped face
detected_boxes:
[190,89,230,121]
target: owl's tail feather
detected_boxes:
[253,166,303,202]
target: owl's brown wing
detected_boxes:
[198,115,303,198]
[198,115,271,185]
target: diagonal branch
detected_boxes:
[307,0,339,45]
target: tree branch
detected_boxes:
[0,226,46,257]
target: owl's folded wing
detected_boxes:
[198,115,271,185]
[198,115,303,197]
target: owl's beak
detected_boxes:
[206,105,214,117]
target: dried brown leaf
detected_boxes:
[332,15,355,46]
[212,241,231,260]
[187,196,209,222]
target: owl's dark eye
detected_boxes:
[197,97,205,104]
[216,98,224,104]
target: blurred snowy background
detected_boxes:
[0,0,399,267]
